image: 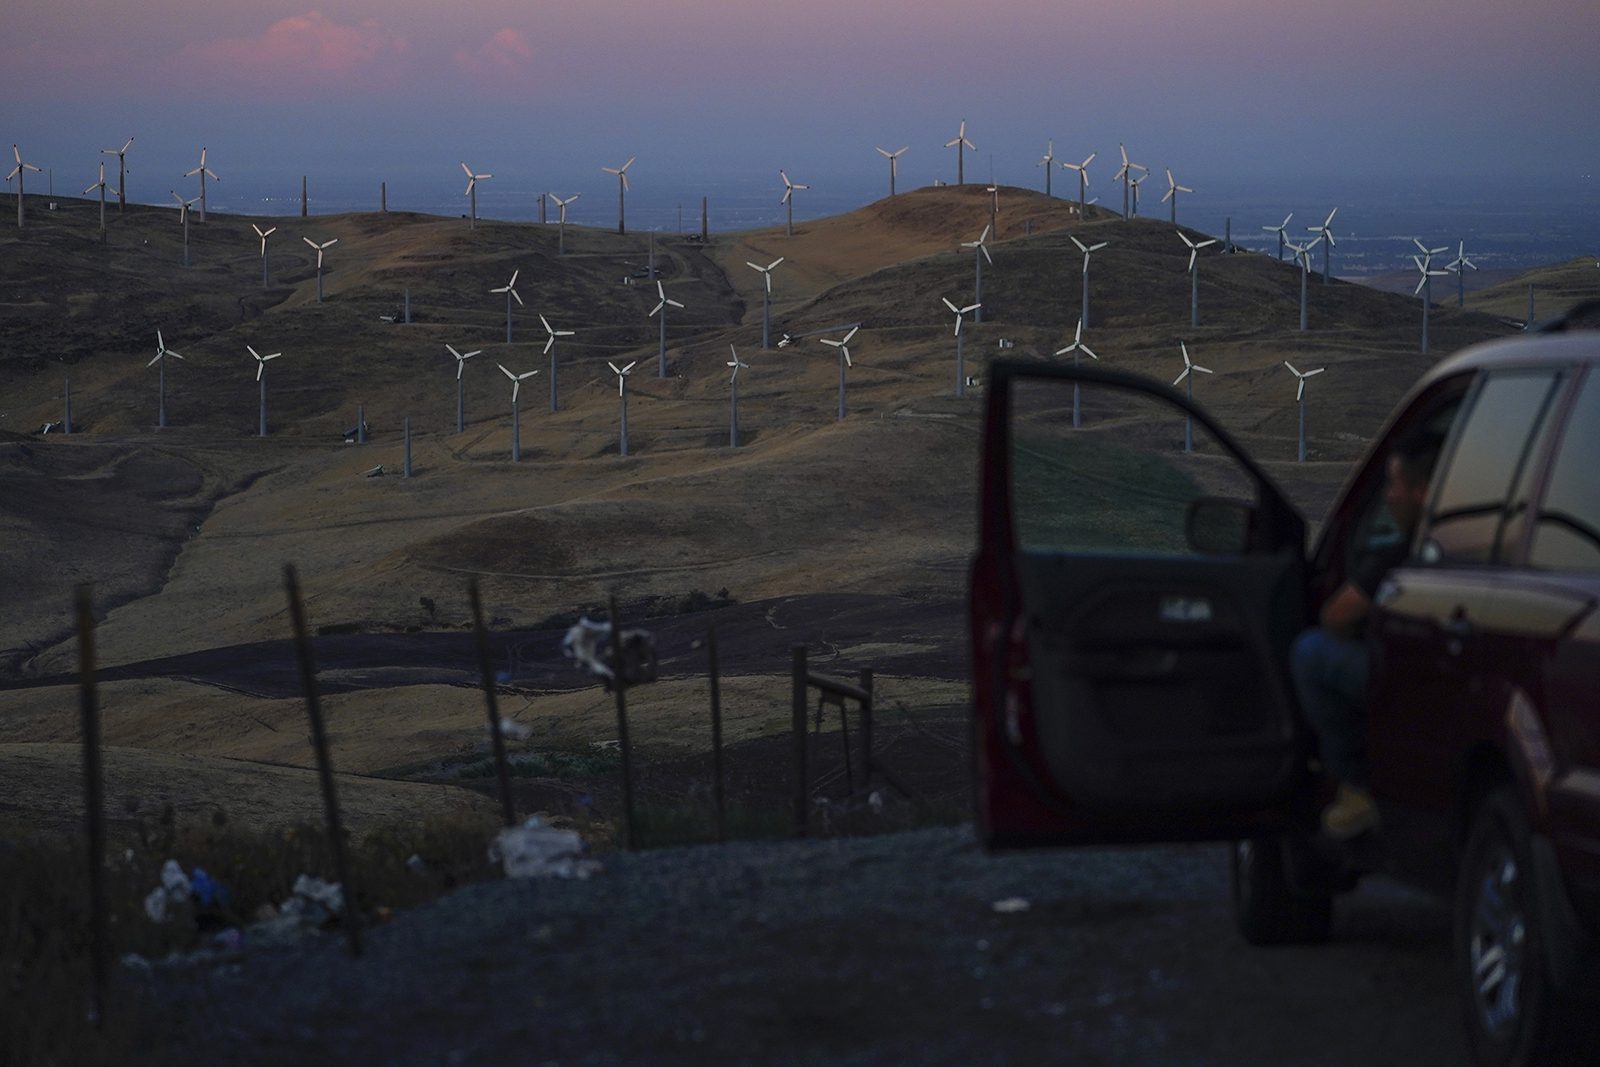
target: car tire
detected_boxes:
[1230,835,1334,945]
[1455,788,1584,1066]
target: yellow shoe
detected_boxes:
[1322,784,1379,841]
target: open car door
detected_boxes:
[971,362,1311,848]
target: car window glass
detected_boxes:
[1343,389,1466,573]
[1423,372,1558,566]
[1530,371,1600,571]
[1009,375,1257,556]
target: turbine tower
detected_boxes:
[1162,169,1193,225]
[609,360,637,456]
[1172,342,1212,454]
[820,325,859,421]
[1070,234,1109,329]
[147,330,184,429]
[746,256,784,348]
[726,345,749,447]
[1129,173,1148,217]
[779,169,809,237]
[1284,236,1321,331]
[1263,213,1293,261]
[876,146,907,197]
[602,156,634,234]
[490,269,523,343]
[944,120,975,185]
[962,225,994,323]
[248,344,281,437]
[1308,208,1338,284]
[1038,140,1056,196]
[1054,318,1098,428]
[540,315,573,412]
[446,343,482,433]
[550,192,580,255]
[1178,231,1218,327]
[1446,240,1478,307]
[461,161,492,229]
[1413,241,1449,354]
[1062,151,1095,217]
[252,224,276,287]
[942,297,981,398]
[102,136,132,212]
[84,162,110,239]
[303,237,338,302]
[171,191,199,266]
[184,147,218,223]
[498,363,538,462]
[649,281,684,377]
[8,145,41,228]
[1112,144,1146,220]
[1283,360,1325,463]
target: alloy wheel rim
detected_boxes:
[1468,843,1527,1040]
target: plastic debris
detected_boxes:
[495,717,533,741]
[489,816,603,880]
[144,859,193,923]
[405,853,428,876]
[189,867,230,910]
[561,616,657,687]
[278,874,345,925]
[991,897,1031,914]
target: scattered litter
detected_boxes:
[590,740,620,752]
[489,816,603,880]
[405,853,428,876]
[991,897,1031,914]
[496,717,532,740]
[144,860,192,923]
[189,867,230,910]
[561,616,657,687]
[363,464,385,477]
[868,791,885,814]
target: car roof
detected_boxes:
[1415,331,1600,395]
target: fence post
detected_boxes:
[610,595,637,850]
[792,645,808,837]
[708,624,725,844]
[284,565,363,958]
[77,587,109,1027]
[859,668,874,792]
[469,578,516,828]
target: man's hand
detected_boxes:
[1319,582,1371,639]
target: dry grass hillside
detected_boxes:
[1,184,1591,835]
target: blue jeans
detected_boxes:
[1290,628,1370,787]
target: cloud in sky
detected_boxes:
[182,11,411,94]
[453,28,539,88]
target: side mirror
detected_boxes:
[1186,497,1256,554]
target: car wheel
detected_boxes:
[1455,788,1578,1066]
[1230,835,1333,945]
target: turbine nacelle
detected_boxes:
[491,269,524,305]
[779,169,811,204]
[447,343,483,380]
[727,344,750,382]
[942,297,981,335]
[608,360,637,396]
[302,236,338,269]
[602,156,635,192]
[961,224,994,265]
[1173,341,1212,386]
[1178,230,1218,271]
[247,344,282,381]
[745,257,784,293]
[461,161,492,195]
[820,325,860,368]
[1054,318,1098,361]
[251,223,277,255]
[498,362,539,403]
[1283,360,1326,402]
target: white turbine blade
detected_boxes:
[621,173,631,192]
[877,146,892,158]
[1297,380,1306,402]
[540,314,553,334]
[1070,235,1088,253]
[945,138,960,148]
[511,290,524,306]
[981,245,993,265]
[1197,239,1216,249]
[543,335,555,355]
[843,349,852,368]
[1284,360,1299,375]
[491,285,508,294]
[147,352,164,368]
[1090,242,1108,252]
[841,326,859,345]
[668,298,684,309]
[1305,367,1325,377]
[602,167,619,175]
[780,169,792,189]
[1414,274,1429,295]
[767,257,785,270]
[650,301,665,316]
[1053,343,1076,357]
[821,338,841,348]
[1173,368,1190,386]
[1413,238,1429,254]
[607,361,621,375]
[461,161,474,178]
[1181,342,1191,366]
[621,360,636,374]
[621,157,635,172]
[942,297,960,314]
[1195,365,1212,375]
[781,188,792,205]
[247,344,261,359]
[1075,319,1085,343]
[303,237,318,249]
[963,303,981,315]
[256,362,265,381]
[1179,232,1196,249]
[1082,344,1098,361]
[1083,152,1096,167]
[763,273,772,293]
[1188,251,1199,271]
[499,363,516,381]
[166,350,183,361]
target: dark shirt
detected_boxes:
[1350,537,1412,601]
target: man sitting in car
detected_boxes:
[1290,435,1439,840]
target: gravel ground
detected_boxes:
[129,824,1472,1066]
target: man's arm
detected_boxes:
[1319,582,1371,639]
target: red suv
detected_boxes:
[970,308,1600,1066]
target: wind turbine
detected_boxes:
[602,156,634,234]
[1446,240,1478,307]
[1162,169,1193,225]
[876,146,907,197]
[147,330,184,429]
[171,191,199,266]
[1062,151,1095,216]
[962,225,994,323]
[1054,318,1098,428]
[1038,140,1056,196]
[1263,213,1293,261]
[8,145,41,228]
[1112,144,1147,220]
[779,169,809,237]
[746,256,784,348]
[1283,361,1325,463]
[1413,240,1449,354]
[248,344,281,437]
[649,281,684,377]
[726,345,749,447]
[1285,235,1321,331]
[609,360,637,456]
[1172,342,1212,454]
[303,236,338,302]
[491,269,523,343]
[942,297,981,398]
[540,315,573,412]
[84,162,109,239]
[184,147,218,223]
[820,325,859,421]
[101,136,132,212]
[550,192,580,255]
[1129,173,1148,217]
[1178,231,1218,327]
[252,223,276,286]
[498,363,538,462]
[944,120,975,185]
[1308,208,1338,284]
[1070,234,1109,329]
[446,343,482,433]
[461,161,492,229]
